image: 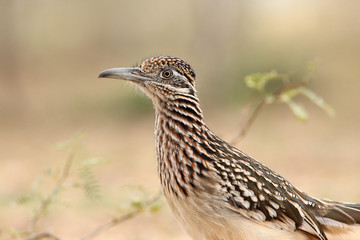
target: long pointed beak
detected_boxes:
[98,67,152,83]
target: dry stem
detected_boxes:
[231,80,308,145]
[23,232,60,240]
[30,148,75,231]
[78,192,161,240]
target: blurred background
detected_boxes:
[1,0,360,239]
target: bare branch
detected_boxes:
[272,80,307,99]
[23,231,61,240]
[78,192,161,240]
[231,79,308,145]
[231,99,266,144]
[30,148,76,231]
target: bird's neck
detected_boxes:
[153,95,213,197]
[154,93,204,126]
[154,94,205,147]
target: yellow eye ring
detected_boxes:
[161,69,174,79]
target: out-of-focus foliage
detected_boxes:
[244,62,335,121]
[77,158,103,200]
[7,134,105,239]
[116,185,163,214]
[4,134,163,240]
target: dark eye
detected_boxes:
[160,69,174,79]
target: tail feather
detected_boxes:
[316,200,360,228]
[335,204,360,223]
[321,206,355,224]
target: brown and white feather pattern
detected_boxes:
[153,90,360,239]
[146,57,360,240]
[101,56,360,240]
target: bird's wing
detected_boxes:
[210,144,328,240]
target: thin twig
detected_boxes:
[273,80,307,98]
[231,99,266,144]
[23,231,61,240]
[30,148,76,231]
[231,80,308,145]
[78,192,162,240]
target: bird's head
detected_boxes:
[99,56,197,103]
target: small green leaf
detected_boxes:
[286,100,308,121]
[131,199,144,209]
[149,201,164,213]
[14,193,35,205]
[244,71,279,91]
[8,228,28,239]
[299,87,336,117]
[280,88,301,100]
[78,166,101,200]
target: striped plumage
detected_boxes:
[99,56,360,240]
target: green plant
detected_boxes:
[4,133,162,240]
[232,61,335,143]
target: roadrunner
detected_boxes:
[99,56,360,240]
